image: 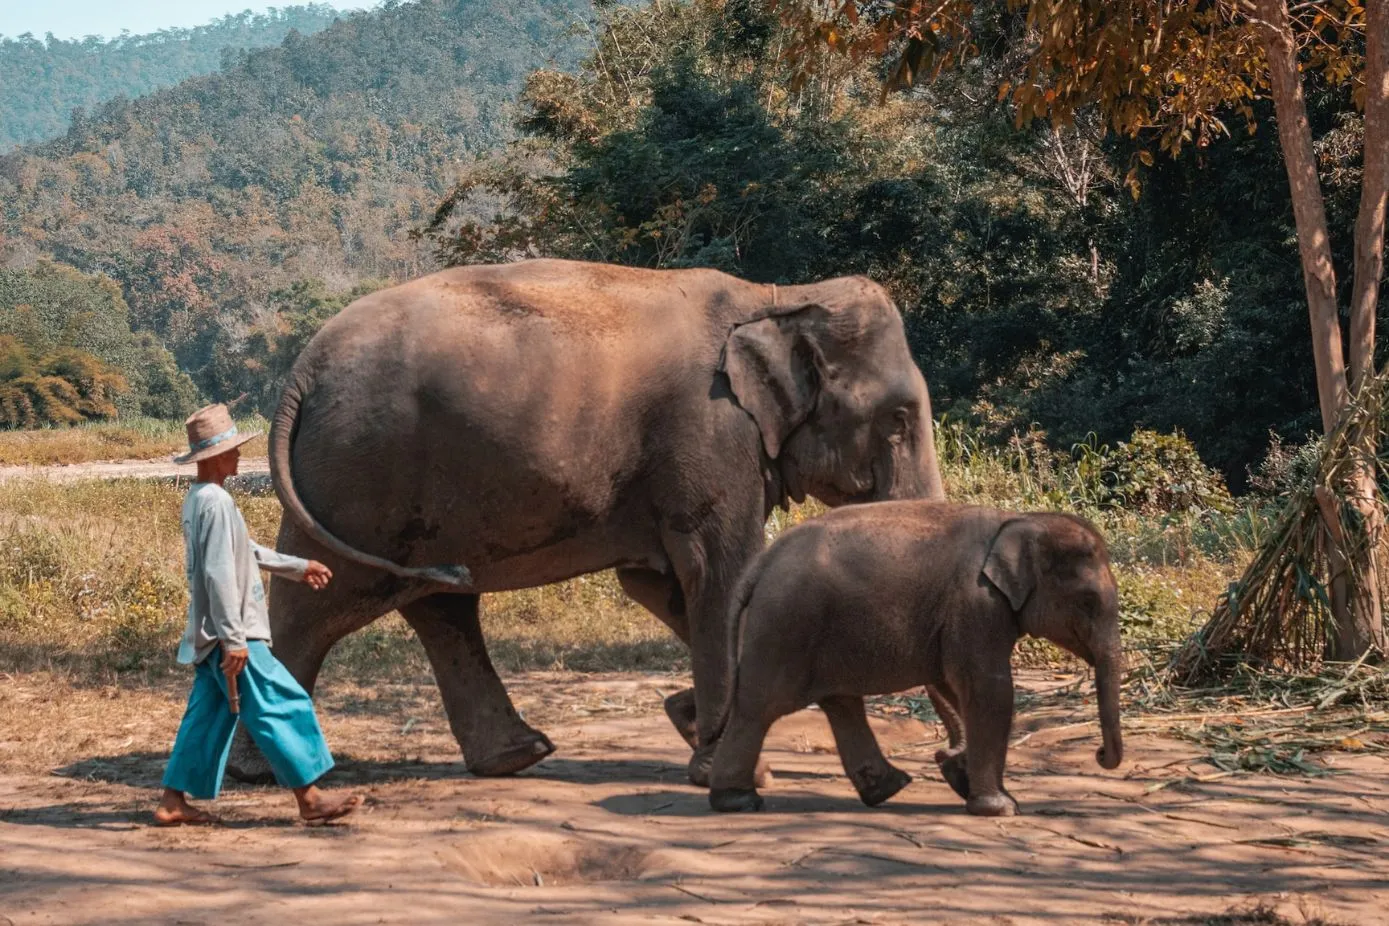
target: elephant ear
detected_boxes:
[983,518,1040,612]
[720,307,824,459]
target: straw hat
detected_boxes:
[173,403,261,464]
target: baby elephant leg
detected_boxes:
[820,695,911,807]
[962,673,1021,817]
[708,702,773,812]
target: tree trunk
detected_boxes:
[1258,0,1383,659]
[1257,0,1348,432]
[1339,0,1389,659]
[1350,0,1389,393]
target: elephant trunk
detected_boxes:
[874,392,945,503]
[1093,644,1124,770]
[917,400,945,501]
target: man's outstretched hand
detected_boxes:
[304,561,333,590]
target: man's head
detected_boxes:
[197,445,241,484]
[174,403,260,484]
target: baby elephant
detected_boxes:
[708,501,1124,816]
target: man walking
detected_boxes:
[155,403,362,826]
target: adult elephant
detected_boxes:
[228,258,945,785]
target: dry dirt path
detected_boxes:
[2,671,1387,925]
[0,457,270,484]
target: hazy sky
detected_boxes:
[0,0,366,41]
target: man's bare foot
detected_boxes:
[153,788,220,826]
[293,784,363,824]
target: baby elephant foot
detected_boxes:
[663,689,699,749]
[851,763,912,808]
[934,749,970,800]
[709,787,764,813]
[966,791,1018,817]
[687,744,716,788]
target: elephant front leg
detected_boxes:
[617,565,772,788]
[962,667,1021,817]
[820,695,911,807]
[663,522,763,789]
[401,593,554,776]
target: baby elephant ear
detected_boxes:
[983,518,1039,612]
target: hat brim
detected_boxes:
[172,430,262,465]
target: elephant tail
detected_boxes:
[707,547,767,746]
[269,371,473,589]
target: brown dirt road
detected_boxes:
[0,457,270,484]
[2,671,1386,925]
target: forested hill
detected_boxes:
[0,0,593,397]
[0,5,344,151]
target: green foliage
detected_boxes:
[0,0,594,397]
[0,5,342,150]
[0,336,127,429]
[425,0,931,282]
[203,277,389,413]
[0,261,198,421]
[1100,429,1235,516]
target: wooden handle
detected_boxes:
[226,670,240,715]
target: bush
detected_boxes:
[0,337,128,429]
[1247,431,1323,499]
[1100,429,1234,515]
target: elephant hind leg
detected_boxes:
[617,567,703,744]
[401,593,553,776]
[820,695,911,808]
[927,682,970,800]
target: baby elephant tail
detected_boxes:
[706,549,769,748]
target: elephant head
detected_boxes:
[982,513,1124,771]
[720,276,944,508]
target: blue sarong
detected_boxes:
[162,641,334,799]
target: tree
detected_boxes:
[0,260,199,419]
[780,0,1389,658]
[0,336,127,429]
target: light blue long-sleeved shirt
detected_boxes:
[177,482,310,665]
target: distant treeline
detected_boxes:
[0,5,344,150]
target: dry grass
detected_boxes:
[0,476,684,683]
[0,415,269,467]
[1111,903,1349,926]
[0,433,1253,689]
[1173,372,1389,679]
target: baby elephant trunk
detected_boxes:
[1093,647,1124,770]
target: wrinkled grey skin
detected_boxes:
[226,258,944,784]
[707,501,1124,816]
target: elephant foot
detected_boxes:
[935,749,970,800]
[225,761,276,785]
[466,730,555,777]
[226,735,275,785]
[663,689,699,749]
[851,763,911,808]
[966,791,1018,817]
[710,787,764,813]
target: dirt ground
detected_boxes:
[0,457,270,484]
[2,669,1387,926]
